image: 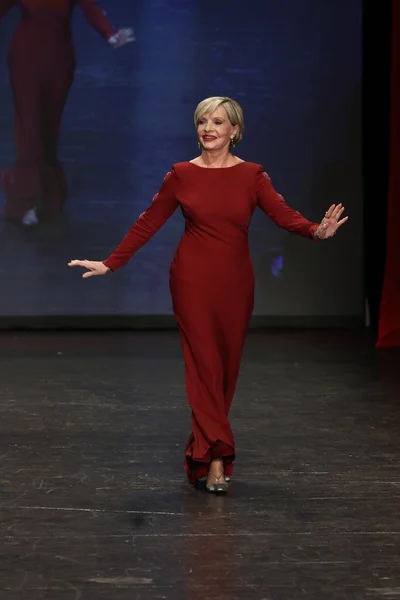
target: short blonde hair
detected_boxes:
[194,96,244,145]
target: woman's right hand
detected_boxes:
[68,260,110,278]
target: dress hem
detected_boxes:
[184,437,235,484]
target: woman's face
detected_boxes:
[197,106,238,151]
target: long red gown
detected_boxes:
[103,161,319,483]
[0,0,115,221]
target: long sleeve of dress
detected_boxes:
[256,166,319,239]
[78,0,115,39]
[103,169,179,271]
[0,0,14,19]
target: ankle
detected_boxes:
[209,458,224,476]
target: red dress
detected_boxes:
[103,161,319,483]
[0,0,115,220]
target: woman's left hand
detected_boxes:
[315,203,348,239]
[109,28,135,48]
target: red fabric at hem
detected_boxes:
[184,434,235,484]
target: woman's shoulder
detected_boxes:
[172,161,195,173]
[239,161,263,172]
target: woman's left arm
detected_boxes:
[77,0,115,39]
[256,166,348,240]
[78,0,134,47]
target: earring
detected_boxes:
[230,137,236,148]
[198,141,201,149]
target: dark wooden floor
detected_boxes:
[1,329,400,599]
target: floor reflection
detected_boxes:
[182,483,240,600]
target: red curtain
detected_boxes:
[376,0,400,347]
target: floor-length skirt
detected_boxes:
[170,270,254,483]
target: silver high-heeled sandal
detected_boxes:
[206,473,229,493]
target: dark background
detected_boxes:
[362,1,391,336]
[0,0,362,322]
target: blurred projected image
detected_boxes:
[0,1,362,318]
[0,0,133,226]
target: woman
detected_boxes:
[68,96,348,493]
[0,0,133,226]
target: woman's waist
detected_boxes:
[170,258,254,289]
[171,240,253,276]
[10,24,74,59]
[14,16,72,38]
[179,230,250,254]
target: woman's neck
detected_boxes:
[200,149,233,168]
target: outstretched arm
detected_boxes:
[256,167,319,239]
[103,169,179,271]
[77,0,115,40]
[68,169,179,277]
[256,167,348,240]
[0,0,14,19]
[77,0,134,46]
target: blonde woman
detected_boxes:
[69,96,348,493]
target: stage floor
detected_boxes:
[1,330,399,599]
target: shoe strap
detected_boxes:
[209,473,225,483]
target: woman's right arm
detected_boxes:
[103,169,179,271]
[68,168,179,277]
[0,0,14,19]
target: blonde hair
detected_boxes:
[194,96,244,145]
